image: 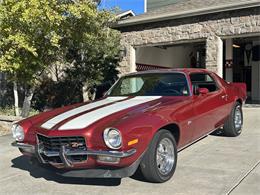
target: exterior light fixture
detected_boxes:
[232,44,240,48]
[119,46,127,61]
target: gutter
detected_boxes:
[115,1,260,27]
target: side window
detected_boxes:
[190,73,218,93]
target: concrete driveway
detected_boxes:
[0,108,259,195]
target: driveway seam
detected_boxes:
[226,159,260,195]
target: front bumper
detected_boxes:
[11,141,137,176]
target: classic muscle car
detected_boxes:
[11,68,247,183]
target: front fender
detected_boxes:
[111,112,178,167]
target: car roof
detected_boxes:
[125,68,213,76]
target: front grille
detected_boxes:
[37,134,87,163]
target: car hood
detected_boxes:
[31,96,186,131]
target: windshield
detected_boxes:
[107,73,190,96]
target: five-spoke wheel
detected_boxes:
[140,130,177,183]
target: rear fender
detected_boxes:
[230,82,247,101]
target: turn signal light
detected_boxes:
[128,139,138,146]
[97,156,120,164]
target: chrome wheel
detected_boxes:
[156,137,175,175]
[234,106,242,130]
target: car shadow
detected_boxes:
[210,128,226,137]
[11,155,122,186]
[130,167,148,183]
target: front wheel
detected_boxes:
[140,130,177,183]
[223,102,243,137]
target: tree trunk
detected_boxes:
[13,82,20,116]
[82,82,90,102]
[21,87,35,118]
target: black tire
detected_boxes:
[223,102,243,137]
[140,129,177,183]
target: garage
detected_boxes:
[224,36,260,103]
[116,0,260,102]
[133,36,260,102]
[136,42,206,71]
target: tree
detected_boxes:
[63,11,121,101]
[0,0,120,117]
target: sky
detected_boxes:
[98,0,145,15]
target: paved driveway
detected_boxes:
[0,108,259,195]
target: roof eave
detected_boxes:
[115,1,260,28]
[116,10,136,18]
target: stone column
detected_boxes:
[118,43,134,75]
[205,36,219,73]
[129,46,136,73]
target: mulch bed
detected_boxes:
[0,124,11,136]
[0,115,22,136]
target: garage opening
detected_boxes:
[135,42,206,71]
[223,36,260,103]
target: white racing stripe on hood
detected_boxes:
[59,96,161,130]
[41,97,127,129]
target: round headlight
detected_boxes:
[12,124,24,141]
[103,128,122,149]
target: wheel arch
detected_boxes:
[236,98,243,105]
[157,123,180,146]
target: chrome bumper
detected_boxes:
[11,142,36,153]
[11,142,136,167]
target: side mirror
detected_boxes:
[198,88,209,95]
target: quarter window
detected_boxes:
[190,73,218,93]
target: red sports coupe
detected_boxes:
[12,69,246,183]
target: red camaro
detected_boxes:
[12,69,247,183]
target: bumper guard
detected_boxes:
[11,141,136,168]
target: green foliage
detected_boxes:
[0,0,120,86]
[32,78,83,111]
[63,4,121,89]
[0,0,64,84]
[0,0,121,111]
[0,106,39,116]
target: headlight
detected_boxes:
[103,128,122,149]
[12,124,24,141]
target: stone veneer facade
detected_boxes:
[118,7,260,75]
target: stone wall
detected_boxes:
[118,7,260,74]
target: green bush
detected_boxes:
[0,106,39,117]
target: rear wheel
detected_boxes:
[140,130,177,183]
[223,102,243,137]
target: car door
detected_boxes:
[190,73,228,141]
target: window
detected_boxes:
[120,77,144,95]
[190,73,218,93]
[108,73,190,96]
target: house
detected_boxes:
[115,0,260,102]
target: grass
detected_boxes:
[0,106,39,117]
